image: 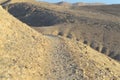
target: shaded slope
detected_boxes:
[0,6,120,80]
[8,2,120,26]
[8,2,76,26]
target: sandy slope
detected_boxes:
[0,6,120,80]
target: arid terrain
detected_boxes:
[0,0,120,80]
[7,1,120,61]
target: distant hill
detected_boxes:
[73,2,105,6]
[55,1,72,6]
[55,1,104,6]
[72,4,120,17]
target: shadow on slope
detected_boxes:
[8,2,76,27]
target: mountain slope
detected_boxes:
[0,6,120,80]
[7,2,120,61]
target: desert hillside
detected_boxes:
[0,5,120,80]
[72,2,104,6]
[72,4,120,17]
[55,1,104,7]
[7,1,120,62]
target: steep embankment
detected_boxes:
[55,1,72,8]
[7,2,120,61]
[0,6,120,80]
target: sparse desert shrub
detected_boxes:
[66,33,72,39]
[90,42,95,48]
[83,40,88,44]
[95,47,100,51]
[114,54,120,61]
[108,51,115,57]
[76,38,80,41]
[101,47,107,54]
[58,32,64,36]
